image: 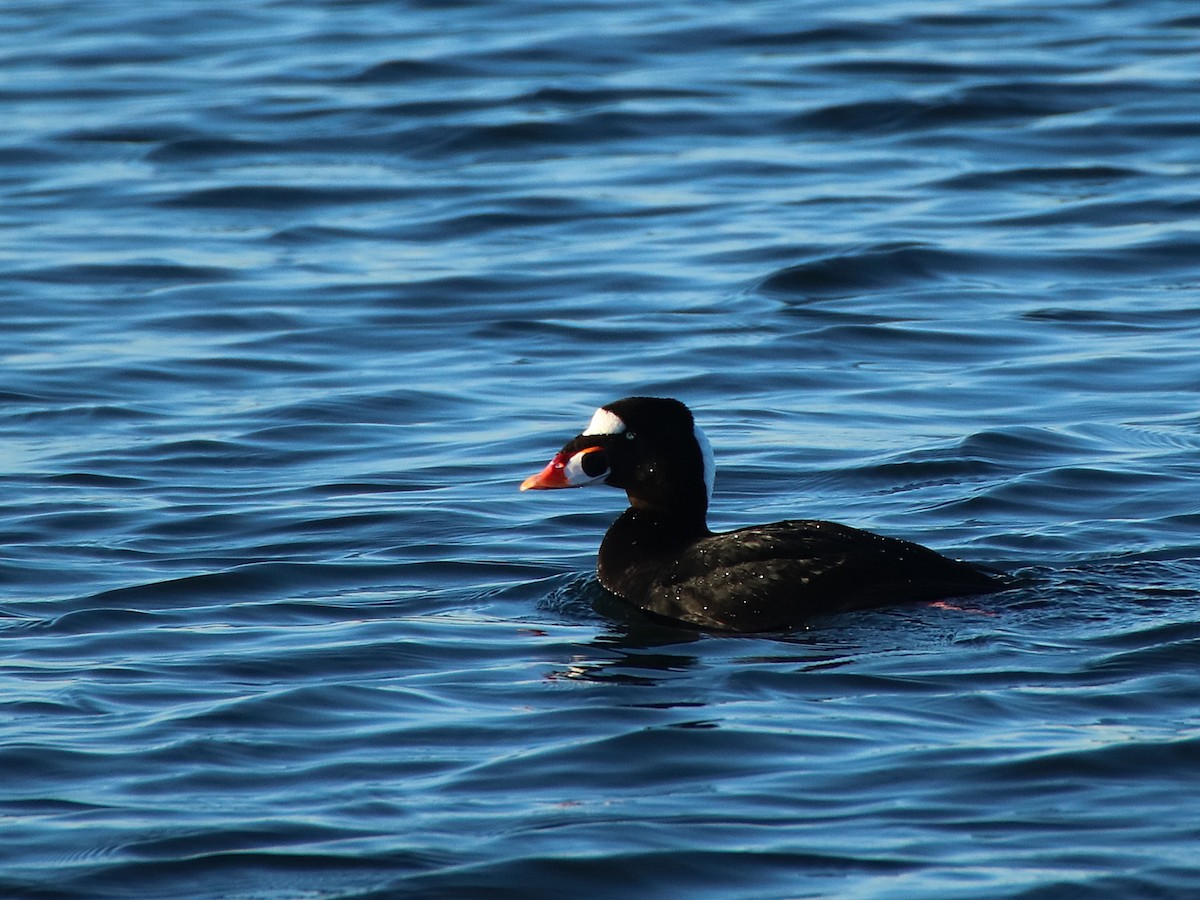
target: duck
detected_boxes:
[521,396,1002,631]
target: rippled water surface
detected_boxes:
[4,1,1200,897]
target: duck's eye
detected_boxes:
[625,431,636,441]
[581,448,609,477]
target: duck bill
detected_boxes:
[520,453,571,491]
[520,445,609,491]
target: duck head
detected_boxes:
[521,396,715,521]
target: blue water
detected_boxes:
[3,0,1200,896]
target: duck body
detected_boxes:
[599,509,999,631]
[522,397,1002,632]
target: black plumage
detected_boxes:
[522,397,1001,631]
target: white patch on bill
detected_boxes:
[582,407,626,436]
[563,448,610,486]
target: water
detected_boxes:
[3,0,1200,896]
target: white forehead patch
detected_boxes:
[694,423,715,503]
[582,407,626,436]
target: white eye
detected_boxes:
[625,431,636,440]
[582,407,626,436]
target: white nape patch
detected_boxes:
[694,422,716,503]
[582,407,626,436]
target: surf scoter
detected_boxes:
[521,396,1001,631]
